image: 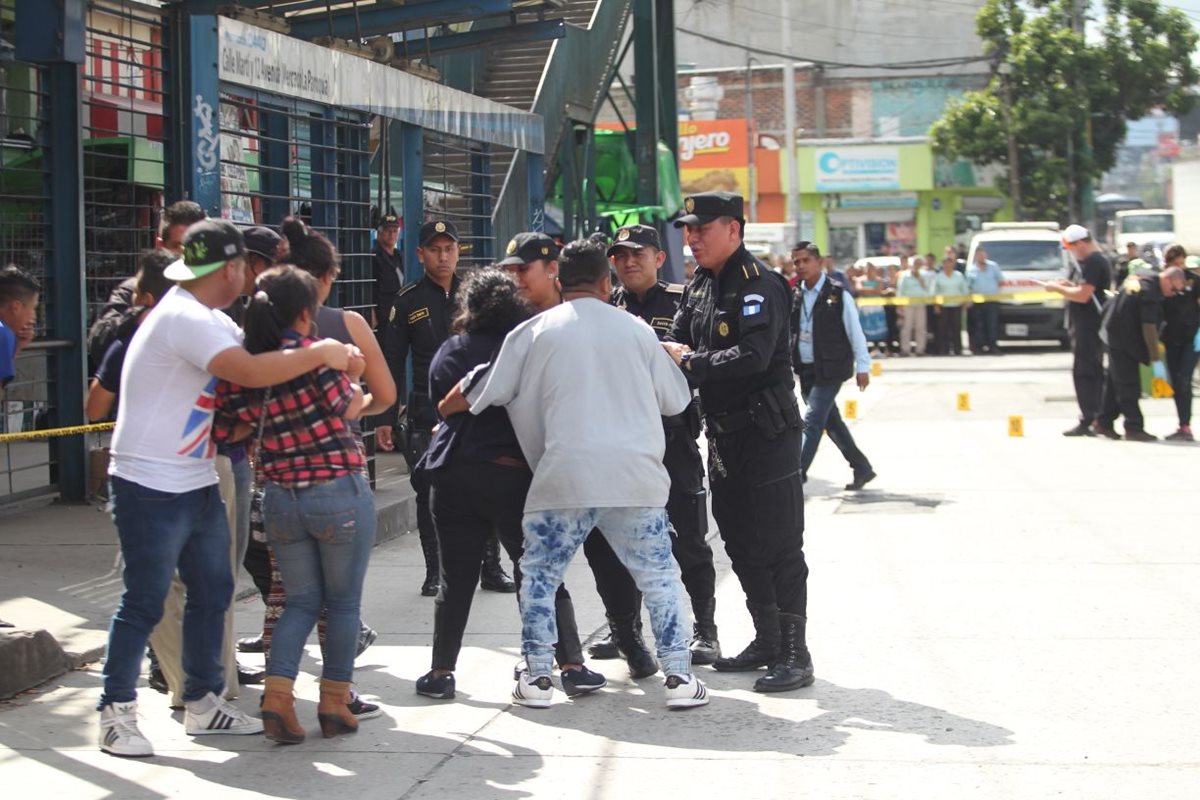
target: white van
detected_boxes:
[966,222,1070,347]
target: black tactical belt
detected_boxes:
[705,409,753,435]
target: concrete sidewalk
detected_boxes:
[1,350,1198,799]
[0,452,418,696]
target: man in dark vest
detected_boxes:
[789,241,876,490]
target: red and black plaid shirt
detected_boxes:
[213,332,363,489]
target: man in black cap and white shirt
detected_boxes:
[98,220,360,757]
[381,220,516,596]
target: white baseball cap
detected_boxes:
[1062,224,1091,244]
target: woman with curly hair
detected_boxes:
[414,268,605,699]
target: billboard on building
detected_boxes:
[678,119,750,196]
[813,146,901,191]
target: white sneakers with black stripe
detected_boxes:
[184,692,264,736]
[99,701,153,757]
[664,673,709,710]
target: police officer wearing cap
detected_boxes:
[1095,264,1188,441]
[497,232,563,311]
[664,191,813,693]
[382,220,516,596]
[574,225,721,666]
[372,213,403,333]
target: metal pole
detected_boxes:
[745,54,757,222]
[781,1,799,225]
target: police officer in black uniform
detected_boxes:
[665,192,813,693]
[1095,265,1188,441]
[381,220,516,596]
[372,213,403,335]
[582,224,721,666]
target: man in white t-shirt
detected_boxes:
[98,220,361,758]
[440,240,709,710]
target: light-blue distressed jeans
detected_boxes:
[520,506,691,678]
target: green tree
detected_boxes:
[930,0,1198,223]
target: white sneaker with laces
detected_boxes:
[99,701,153,757]
[664,673,709,709]
[512,671,555,709]
[184,692,264,735]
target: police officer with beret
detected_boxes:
[664,192,813,693]
[582,224,721,666]
[1095,265,1188,441]
[381,220,516,595]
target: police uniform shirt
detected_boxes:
[372,241,404,303]
[384,273,462,403]
[667,245,794,414]
[1102,269,1164,363]
[611,280,684,341]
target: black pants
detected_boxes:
[934,306,962,354]
[428,460,582,671]
[884,306,900,353]
[709,424,808,616]
[1071,324,1104,425]
[1099,348,1145,432]
[972,302,1000,351]
[1164,338,1198,427]
[583,424,716,612]
[243,535,272,603]
[404,402,437,548]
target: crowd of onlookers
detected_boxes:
[763,244,999,357]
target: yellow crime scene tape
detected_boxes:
[855,290,1063,307]
[0,422,114,443]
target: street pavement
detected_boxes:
[2,347,1198,799]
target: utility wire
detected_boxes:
[676,26,992,71]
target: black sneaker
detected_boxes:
[347,690,383,719]
[236,663,265,685]
[1124,429,1158,442]
[147,666,168,695]
[415,671,456,700]
[1062,422,1095,437]
[1092,423,1121,440]
[1165,428,1194,442]
[560,665,607,697]
[845,469,877,491]
[356,624,378,658]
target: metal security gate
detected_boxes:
[217,87,373,315]
[423,131,505,269]
[82,0,167,327]
[0,5,53,500]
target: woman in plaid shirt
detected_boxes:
[214,265,374,744]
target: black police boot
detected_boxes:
[587,624,620,660]
[753,612,815,693]
[420,539,440,597]
[689,596,721,665]
[712,601,779,672]
[147,645,168,694]
[609,612,659,679]
[479,535,517,593]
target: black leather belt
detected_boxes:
[705,409,753,435]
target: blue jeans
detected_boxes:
[798,367,871,475]
[263,473,376,682]
[520,506,691,678]
[100,476,232,708]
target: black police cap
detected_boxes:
[498,232,559,266]
[673,191,745,228]
[378,213,400,229]
[418,220,460,247]
[606,224,661,257]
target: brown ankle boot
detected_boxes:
[262,676,305,744]
[317,679,358,738]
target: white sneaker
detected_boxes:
[99,701,153,757]
[184,692,264,735]
[664,673,709,710]
[512,671,554,709]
